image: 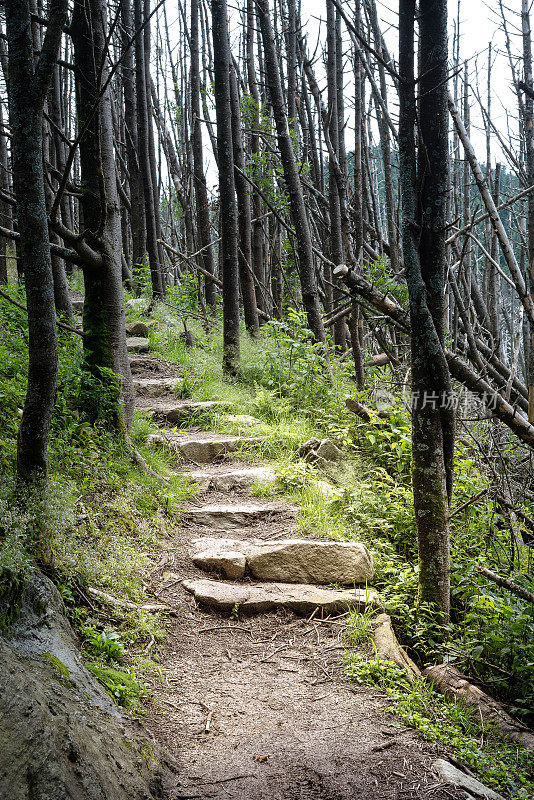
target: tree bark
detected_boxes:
[211,0,240,375]
[399,0,452,621]
[256,0,326,345]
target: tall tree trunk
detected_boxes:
[133,0,164,298]
[522,0,534,423]
[191,0,217,312]
[211,0,240,375]
[120,0,147,282]
[399,0,453,621]
[71,0,134,429]
[257,0,326,345]
[229,64,259,337]
[5,0,66,488]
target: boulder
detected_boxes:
[126,336,149,353]
[0,572,174,800]
[183,578,382,615]
[71,298,84,314]
[432,760,505,800]
[125,320,151,338]
[247,539,374,584]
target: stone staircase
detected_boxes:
[136,371,381,619]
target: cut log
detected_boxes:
[423,663,534,749]
[372,613,421,683]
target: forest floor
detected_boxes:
[131,356,467,800]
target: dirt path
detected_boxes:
[132,359,464,800]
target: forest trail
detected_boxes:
[132,355,466,800]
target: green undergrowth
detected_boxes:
[345,649,534,799]
[0,289,195,710]
[2,279,533,774]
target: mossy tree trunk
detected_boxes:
[5,0,67,484]
[71,0,134,429]
[399,0,454,621]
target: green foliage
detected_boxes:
[86,662,148,709]
[345,654,534,799]
[83,625,125,661]
[43,653,71,682]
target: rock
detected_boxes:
[146,433,261,463]
[312,480,343,499]
[71,299,84,314]
[190,537,374,585]
[432,760,505,800]
[247,539,374,584]
[192,539,247,580]
[299,438,344,464]
[125,297,150,313]
[126,336,149,353]
[187,466,275,493]
[143,399,234,425]
[182,503,283,530]
[125,320,151,338]
[0,572,174,800]
[299,437,322,457]
[314,439,344,462]
[133,377,183,397]
[183,578,382,615]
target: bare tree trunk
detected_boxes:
[134,0,164,298]
[71,0,134,429]
[120,0,147,282]
[5,0,66,489]
[191,0,217,312]
[399,0,453,621]
[211,0,240,375]
[229,65,259,337]
[257,0,326,345]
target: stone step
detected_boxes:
[183,578,381,615]
[141,399,234,425]
[182,502,286,530]
[127,336,149,353]
[133,377,183,397]
[191,537,374,584]
[186,466,275,492]
[146,432,261,463]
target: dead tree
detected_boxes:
[5,0,66,487]
[211,0,240,374]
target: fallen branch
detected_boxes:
[86,586,175,613]
[475,565,534,604]
[345,397,390,422]
[423,663,534,749]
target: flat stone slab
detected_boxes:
[432,760,505,800]
[142,400,234,424]
[133,377,183,397]
[183,579,381,615]
[146,433,260,462]
[225,414,261,426]
[182,503,284,530]
[187,466,275,492]
[127,336,149,353]
[191,537,374,584]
